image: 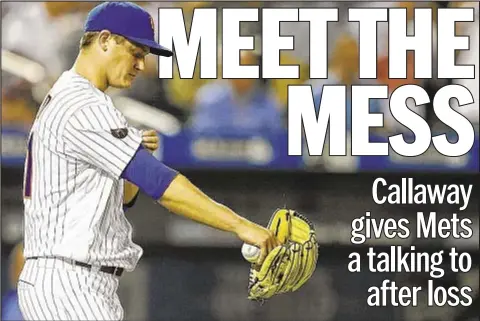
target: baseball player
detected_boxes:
[18,2,280,320]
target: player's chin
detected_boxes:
[113,79,134,89]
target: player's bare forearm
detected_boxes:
[158,174,280,263]
[123,181,139,204]
[158,174,247,233]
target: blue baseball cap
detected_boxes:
[84,2,173,57]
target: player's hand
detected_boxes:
[235,220,281,265]
[142,129,159,153]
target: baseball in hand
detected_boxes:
[241,243,260,263]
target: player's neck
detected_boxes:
[72,53,109,92]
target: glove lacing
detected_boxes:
[248,269,256,288]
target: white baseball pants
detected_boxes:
[17,257,124,320]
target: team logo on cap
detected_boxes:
[150,16,154,32]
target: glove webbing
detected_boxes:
[271,211,317,294]
[249,210,318,303]
[293,236,319,291]
[276,243,302,294]
[249,245,291,302]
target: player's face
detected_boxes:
[105,39,149,89]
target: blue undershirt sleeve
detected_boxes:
[120,147,179,200]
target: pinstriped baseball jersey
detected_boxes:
[23,69,143,272]
[18,257,124,320]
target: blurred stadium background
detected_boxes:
[1,1,478,321]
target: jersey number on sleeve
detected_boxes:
[23,134,33,198]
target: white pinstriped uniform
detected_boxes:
[18,69,143,320]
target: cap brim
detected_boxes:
[126,36,173,57]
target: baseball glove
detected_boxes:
[247,208,318,302]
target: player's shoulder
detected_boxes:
[48,70,114,120]
[50,70,107,109]
[64,92,129,131]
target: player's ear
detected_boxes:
[97,30,112,52]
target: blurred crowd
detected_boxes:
[1,1,479,135]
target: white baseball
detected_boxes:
[241,243,260,263]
